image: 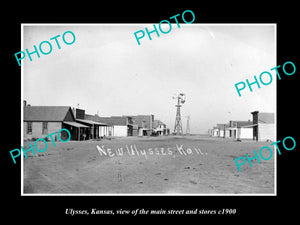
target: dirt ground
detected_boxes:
[23,135,275,194]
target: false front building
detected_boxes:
[251,111,275,141]
[128,115,154,136]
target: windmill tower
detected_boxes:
[186,115,190,135]
[173,93,186,135]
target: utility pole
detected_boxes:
[186,116,190,135]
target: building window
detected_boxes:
[27,122,32,134]
[42,122,48,135]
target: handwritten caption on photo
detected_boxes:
[96,144,207,158]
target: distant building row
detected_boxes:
[23,103,170,141]
[209,111,275,142]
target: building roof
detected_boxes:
[153,120,166,128]
[85,114,131,126]
[63,121,89,128]
[85,114,130,126]
[24,106,74,122]
[217,123,230,128]
[251,111,274,124]
[85,114,100,121]
[230,120,253,128]
[76,118,107,126]
[258,113,274,124]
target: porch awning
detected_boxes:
[63,121,89,128]
[76,119,107,126]
[239,124,257,128]
[228,124,258,129]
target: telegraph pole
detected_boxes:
[186,116,190,135]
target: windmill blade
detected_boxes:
[180,94,186,103]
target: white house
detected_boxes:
[212,126,219,137]
[153,120,167,136]
[229,120,253,140]
[217,124,230,138]
[237,125,253,140]
[98,125,112,137]
[98,116,133,137]
[112,125,128,136]
[85,115,133,137]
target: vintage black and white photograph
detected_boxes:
[21,24,276,195]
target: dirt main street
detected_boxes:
[23,135,275,194]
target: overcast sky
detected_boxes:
[23,24,276,134]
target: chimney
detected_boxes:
[23,100,27,107]
[72,107,76,118]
